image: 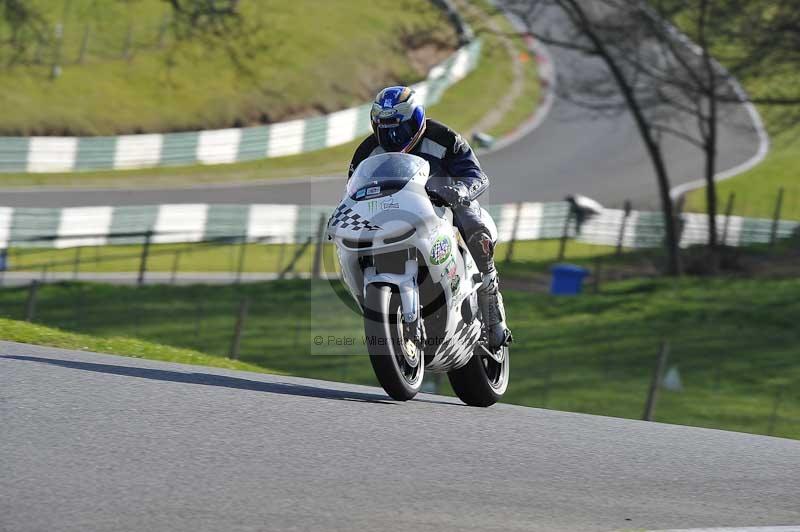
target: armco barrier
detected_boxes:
[0,40,481,174]
[0,202,796,250]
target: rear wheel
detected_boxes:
[447,344,509,407]
[363,284,424,401]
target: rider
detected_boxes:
[348,86,512,349]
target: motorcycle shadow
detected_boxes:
[3,354,401,405]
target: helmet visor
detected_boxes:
[375,120,417,152]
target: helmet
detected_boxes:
[370,86,426,153]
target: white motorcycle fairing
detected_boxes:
[328,153,497,373]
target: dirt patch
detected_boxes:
[275,40,458,125]
[406,43,457,76]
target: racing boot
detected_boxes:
[466,230,512,349]
[477,269,513,349]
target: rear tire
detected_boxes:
[447,345,509,407]
[363,284,424,401]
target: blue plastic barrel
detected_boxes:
[0,249,7,272]
[550,264,589,295]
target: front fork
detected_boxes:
[363,257,425,344]
[364,259,419,323]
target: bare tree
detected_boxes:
[501,0,800,272]
[163,0,241,38]
[653,0,800,265]
[160,0,273,88]
[501,0,684,275]
[0,0,50,67]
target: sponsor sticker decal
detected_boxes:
[366,186,381,196]
[443,258,460,294]
[450,275,460,294]
[382,199,399,210]
[430,235,451,265]
[355,188,366,199]
[444,258,457,280]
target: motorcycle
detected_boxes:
[327,152,509,407]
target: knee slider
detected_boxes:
[466,231,495,273]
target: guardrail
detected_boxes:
[1,201,797,251]
[0,40,482,174]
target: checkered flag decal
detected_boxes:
[329,204,382,232]
[432,320,482,369]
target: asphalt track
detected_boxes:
[0,6,763,210]
[2,341,799,532]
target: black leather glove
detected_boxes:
[428,183,470,208]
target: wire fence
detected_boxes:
[0,231,325,287]
[0,280,796,439]
[0,0,174,70]
[0,197,797,439]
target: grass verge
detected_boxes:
[0,276,797,439]
[0,317,277,375]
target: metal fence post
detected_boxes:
[312,213,327,280]
[236,236,248,284]
[642,340,669,421]
[25,281,40,322]
[276,241,287,273]
[769,187,784,247]
[504,202,523,264]
[280,237,312,279]
[616,200,632,256]
[138,230,153,287]
[229,297,250,360]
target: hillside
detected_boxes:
[0,0,457,136]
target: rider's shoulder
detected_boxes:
[424,119,458,141]
[355,134,380,153]
[424,119,469,155]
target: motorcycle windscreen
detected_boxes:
[347,153,428,201]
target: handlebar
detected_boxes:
[426,187,471,208]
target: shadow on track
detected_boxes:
[2,354,400,405]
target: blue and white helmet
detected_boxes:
[370,86,426,153]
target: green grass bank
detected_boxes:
[0,0,456,136]
[0,1,539,187]
[0,317,276,374]
[1,276,797,439]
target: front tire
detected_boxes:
[363,284,424,401]
[447,345,509,407]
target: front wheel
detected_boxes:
[447,345,509,407]
[363,284,424,401]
